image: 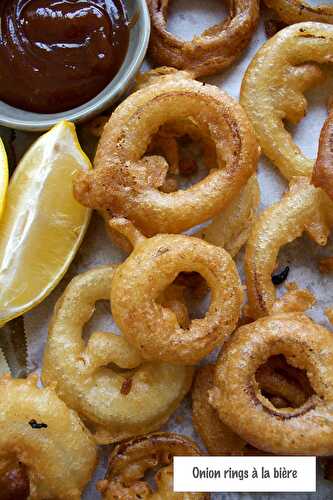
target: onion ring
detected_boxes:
[74,70,260,236]
[192,360,310,455]
[192,365,248,456]
[42,266,193,444]
[97,432,208,499]
[312,108,333,200]
[105,173,260,257]
[110,219,243,364]
[264,0,333,25]
[241,22,333,180]
[196,174,260,256]
[245,177,333,318]
[147,0,259,77]
[0,374,97,499]
[210,313,333,455]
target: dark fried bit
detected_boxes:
[264,19,287,38]
[272,266,289,285]
[0,461,30,500]
[28,419,48,429]
[120,378,133,396]
[319,256,333,274]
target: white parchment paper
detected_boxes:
[15,0,333,498]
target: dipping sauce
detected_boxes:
[0,0,129,113]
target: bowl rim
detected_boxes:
[0,0,151,132]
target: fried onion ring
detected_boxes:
[196,174,260,256]
[192,365,247,456]
[312,108,333,200]
[42,266,193,444]
[210,313,333,456]
[245,177,333,318]
[192,361,310,456]
[264,0,333,25]
[97,432,208,499]
[104,174,260,257]
[0,374,97,499]
[74,70,260,236]
[110,220,243,364]
[147,0,259,78]
[241,22,333,180]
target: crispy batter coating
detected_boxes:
[210,313,333,455]
[192,365,247,455]
[110,223,243,365]
[326,308,333,325]
[42,267,193,444]
[245,177,333,318]
[271,283,316,315]
[97,432,208,499]
[241,22,333,180]
[74,70,259,236]
[147,0,259,77]
[0,375,97,499]
[312,108,333,200]
[264,0,333,25]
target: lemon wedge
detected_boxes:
[0,138,9,219]
[0,121,91,327]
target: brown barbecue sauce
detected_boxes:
[0,0,129,113]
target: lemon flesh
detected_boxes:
[0,138,9,219]
[0,121,91,327]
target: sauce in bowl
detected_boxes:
[0,0,129,114]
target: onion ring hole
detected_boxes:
[255,354,314,410]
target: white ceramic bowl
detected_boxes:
[0,0,150,131]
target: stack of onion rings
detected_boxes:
[97,432,208,499]
[42,266,193,444]
[110,219,243,364]
[74,70,259,236]
[210,313,333,456]
[245,177,333,318]
[0,374,97,499]
[241,22,333,180]
[147,0,259,77]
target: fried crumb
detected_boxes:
[264,19,287,38]
[325,308,333,326]
[319,256,333,274]
[120,378,133,395]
